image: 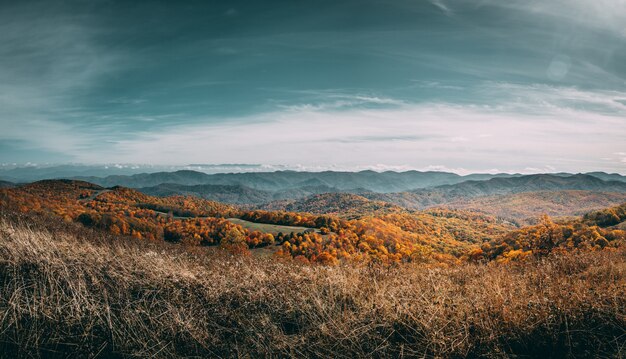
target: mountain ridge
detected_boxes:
[134,173,626,210]
[366,174,626,209]
[70,170,625,193]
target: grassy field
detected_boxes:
[1,211,625,358]
[152,214,319,238]
[227,217,319,235]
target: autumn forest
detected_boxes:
[2,178,624,265]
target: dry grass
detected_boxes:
[0,211,625,358]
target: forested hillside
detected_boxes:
[366,174,626,209]
[440,190,626,225]
[476,203,626,262]
[259,193,406,218]
[127,174,626,221]
[265,187,626,226]
[0,180,512,264]
[1,179,624,265]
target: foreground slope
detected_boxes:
[0,212,624,358]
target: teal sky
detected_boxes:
[1,0,625,174]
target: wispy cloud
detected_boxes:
[277,94,405,112]
[480,0,626,38]
[429,0,453,16]
[0,2,124,160]
[74,84,626,173]
[480,83,626,115]
[325,135,432,143]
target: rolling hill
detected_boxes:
[259,193,406,218]
[79,170,214,188]
[585,171,626,183]
[139,183,276,204]
[479,201,626,261]
[366,174,626,210]
[137,182,364,205]
[429,173,626,197]
[440,191,626,225]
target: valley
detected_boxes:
[1,170,625,264]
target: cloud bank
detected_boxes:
[76,85,625,174]
[0,0,624,173]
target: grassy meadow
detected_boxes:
[0,211,624,358]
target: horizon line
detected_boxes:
[0,162,624,177]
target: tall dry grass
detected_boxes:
[0,211,624,358]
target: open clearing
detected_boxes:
[227,218,319,235]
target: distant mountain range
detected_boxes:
[4,171,626,227]
[433,173,626,197]
[365,174,626,209]
[74,169,522,192]
[0,165,156,183]
[132,173,626,224]
[65,170,623,193]
[3,168,626,215]
[0,164,287,182]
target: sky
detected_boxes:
[1,0,625,174]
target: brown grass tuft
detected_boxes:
[0,211,624,358]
